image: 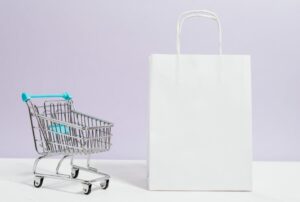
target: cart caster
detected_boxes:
[83,183,92,195]
[71,167,79,179]
[100,179,109,190]
[33,176,44,188]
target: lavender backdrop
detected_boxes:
[0,0,299,160]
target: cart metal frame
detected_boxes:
[22,92,113,194]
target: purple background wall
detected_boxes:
[0,0,300,160]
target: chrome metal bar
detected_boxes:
[56,155,70,175]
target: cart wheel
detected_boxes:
[100,179,109,190]
[71,167,79,179]
[83,183,92,195]
[33,176,44,188]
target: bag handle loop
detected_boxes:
[176,10,223,55]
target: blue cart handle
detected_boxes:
[21,92,72,102]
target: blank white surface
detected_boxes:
[149,55,252,190]
[0,159,299,202]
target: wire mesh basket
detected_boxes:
[22,92,113,194]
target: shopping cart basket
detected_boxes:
[21,92,113,194]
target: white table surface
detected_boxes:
[0,159,299,202]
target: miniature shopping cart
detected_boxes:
[21,92,113,194]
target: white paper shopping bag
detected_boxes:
[148,10,252,191]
